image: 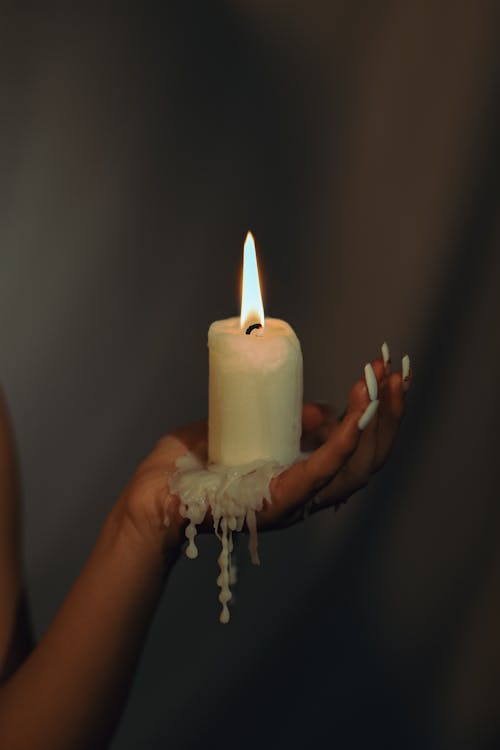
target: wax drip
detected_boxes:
[217,519,232,624]
[168,452,302,622]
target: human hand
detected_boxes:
[264,350,411,529]
[116,424,204,560]
[118,348,410,556]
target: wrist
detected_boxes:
[109,495,184,573]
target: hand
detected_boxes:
[118,351,410,555]
[264,353,410,528]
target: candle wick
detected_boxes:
[245,323,262,335]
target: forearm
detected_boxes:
[0,501,177,750]
[0,389,33,678]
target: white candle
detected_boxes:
[169,232,304,622]
[208,232,303,467]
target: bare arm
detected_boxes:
[0,390,33,682]
[0,482,182,750]
[0,386,185,750]
[0,350,409,750]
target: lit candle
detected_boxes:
[169,231,304,623]
[208,231,303,466]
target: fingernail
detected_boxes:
[402,354,411,391]
[364,362,378,401]
[381,341,391,370]
[358,399,379,430]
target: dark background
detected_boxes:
[1,3,499,748]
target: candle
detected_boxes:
[208,231,303,466]
[170,231,391,623]
[169,231,304,623]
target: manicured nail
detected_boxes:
[364,362,378,401]
[402,354,411,390]
[381,341,390,369]
[358,399,379,430]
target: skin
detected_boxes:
[0,356,408,750]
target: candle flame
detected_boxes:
[240,231,265,330]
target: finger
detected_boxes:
[373,371,406,470]
[402,354,412,392]
[306,363,383,487]
[306,407,369,488]
[301,402,337,433]
[370,358,387,391]
[348,358,386,412]
[327,397,380,502]
[313,433,377,510]
[315,361,409,506]
[308,359,385,509]
[381,341,391,372]
[301,402,339,450]
[348,379,368,412]
[375,353,412,468]
[270,405,370,518]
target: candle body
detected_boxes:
[208,317,303,466]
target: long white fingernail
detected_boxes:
[364,362,378,401]
[402,354,410,379]
[358,399,379,430]
[381,341,390,369]
[402,354,411,391]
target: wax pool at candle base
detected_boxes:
[168,453,291,623]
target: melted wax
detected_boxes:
[167,453,285,623]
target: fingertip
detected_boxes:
[349,379,369,410]
[401,354,412,392]
[402,354,411,381]
[302,403,324,430]
[371,359,386,381]
[302,402,337,431]
[388,372,403,398]
[312,401,338,423]
[387,373,405,420]
[381,341,391,369]
[387,371,402,389]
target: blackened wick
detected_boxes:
[245,323,262,335]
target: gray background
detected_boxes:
[1,3,499,748]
